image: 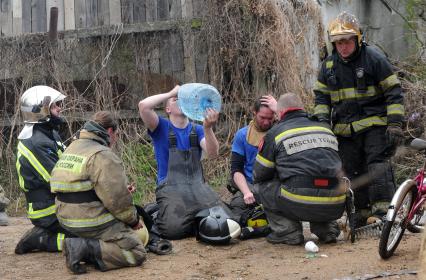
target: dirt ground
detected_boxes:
[0,217,422,280]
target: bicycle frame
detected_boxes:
[386,153,426,226]
[406,166,426,224]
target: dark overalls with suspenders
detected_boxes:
[155,124,222,239]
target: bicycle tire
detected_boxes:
[378,182,415,259]
[406,212,424,233]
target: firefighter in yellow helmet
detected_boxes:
[313,12,405,227]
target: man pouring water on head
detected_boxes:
[138,85,240,243]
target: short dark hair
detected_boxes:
[91,111,118,131]
[253,97,268,113]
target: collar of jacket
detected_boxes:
[279,108,304,120]
[279,109,307,122]
[78,121,110,147]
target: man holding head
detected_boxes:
[138,86,240,243]
[229,95,276,221]
[313,12,404,226]
[253,93,344,245]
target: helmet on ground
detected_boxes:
[328,11,362,46]
[195,206,241,245]
[20,85,66,124]
[134,224,150,247]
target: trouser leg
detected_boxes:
[310,221,340,243]
[71,222,147,271]
[229,191,252,225]
[364,127,397,217]
[264,208,304,245]
[338,135,370,226]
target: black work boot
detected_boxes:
[266,231,304,245]
[63,238,89,274]
[15,227,49,254]
[64,238,107,274]
[86,239,108,272]
[147,225,172,255]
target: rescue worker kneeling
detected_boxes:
[50,111,146,274]
[253,93,345,245]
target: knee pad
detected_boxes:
[195,206,241,245]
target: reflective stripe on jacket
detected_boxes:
[51,130,138,232]
[253,110,345,222]
[15,123,63,227]
[313,44,404,136]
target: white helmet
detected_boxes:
[20,85,66,124]
[18,86,66,140]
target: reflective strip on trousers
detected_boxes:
[50,180,93,192]
[15,152,26,191]
[27,203,56,219]
[122,250,137,265]
[17,142,51,182]
[57,233,65,251]
[280,188,346,205]
[58,213,116,228]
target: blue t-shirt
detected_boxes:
[231,126,259,184]
[148,117,204,185]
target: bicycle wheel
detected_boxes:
[379,182,415,259]
[406,210,424,233]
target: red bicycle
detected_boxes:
[379,138,426,259]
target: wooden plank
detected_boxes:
[31,0,47,32]
[170,32,184,72]
[12,0,23,35]
[160,33,172,74]
[108,0,121,25]
[121,0,133,24]
[46,0,64,31]
[183,30,196,81]
[97,0,109,26]
[181,0,192,19]
[85,0,98,27]
[64,0,75,30]
[74,0,86,28]
[192,0,207,17]
[148,44,160,73]
[0,0,13,36]
[157,0,169,20]
[133,0,146,23]
[145,0,156,22]
[194,33,209,82]
[22,0,31,33]
[169,0,181,20]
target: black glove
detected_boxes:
[386,124,404,147]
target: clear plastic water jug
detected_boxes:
[177,83,222,121]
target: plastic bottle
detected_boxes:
[177,83,222,121]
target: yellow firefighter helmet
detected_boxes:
[135,224,149,247]
[328,11,362,46]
